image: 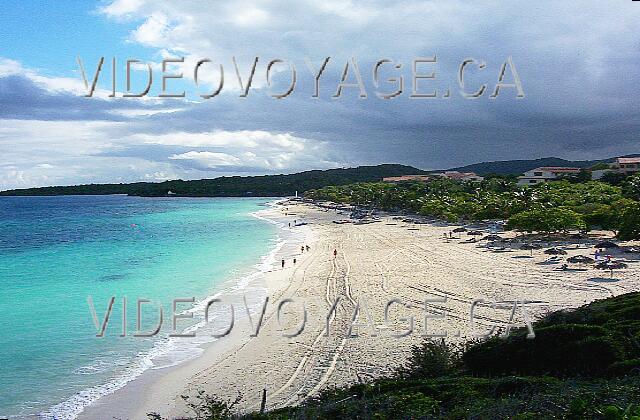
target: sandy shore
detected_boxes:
[80,201,640,419]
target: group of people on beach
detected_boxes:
[280,244,312,269]
[279,245,338,269]
[594,249,612,262]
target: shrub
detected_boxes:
[147,391,242,420]
[397,339,463,379]
[463,324,625,377]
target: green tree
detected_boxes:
[506,207,587,233]
[617,202,640,240]
[623,173,640,200]
[601,171,628,186]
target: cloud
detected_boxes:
[161,130,336,172]
[3,1,640,189]
[138,130,306,150]
[169,151,242,168]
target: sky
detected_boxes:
[0,0,639,190]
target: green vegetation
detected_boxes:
[149,293,640,419]
[0,165,427,197]
[506,207,587,233]
[305,174,640,239]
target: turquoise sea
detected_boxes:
[0,196,281,419]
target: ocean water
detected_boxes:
[0,196,282,419]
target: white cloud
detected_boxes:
[159,130,335,171]
[138,130,307,150]
[169,151,242,167]
[4,1,640,189]
[0,57,87,94]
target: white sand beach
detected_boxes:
[80,201,640,419]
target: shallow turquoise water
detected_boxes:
[0,196,279,418]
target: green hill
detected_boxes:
[0,164,427,197]
[2,153,639,196]
[448,154,640,176]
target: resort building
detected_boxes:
[382,175,431,183]
[382,171,483,183]
[431,171,484,182]
[613,157,640,175]
[517,167,581,186]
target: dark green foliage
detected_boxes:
[623,173,640,201]
[306,178,640,236]
[601,171,629,186]
[147,391,242,420]
[396,339,464,379]
[463,324,624,377]
[563,168,593,183]
[617,202,640,240]
[506,207,587,233]
[0,164,426,197]
[259,376,640,419]
[464,293,640,378]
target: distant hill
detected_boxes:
[447,154,640,175]
[447,157,603,175]
[2,153,638,197]
[0,164,427,197]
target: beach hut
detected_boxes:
[595,241,619,249]
[453,227,467,233]
[520,243,541,256]
[545,248,567,255]
[596,261,627,277]
[567,255,595,264]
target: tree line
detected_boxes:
[304,173,640,240]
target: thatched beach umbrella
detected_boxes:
[482,234,503,241]
[595,241,619,249]
[567,255,595,264]
[545,248,567,255]
[520,243,541,256]
[596,261,627,278]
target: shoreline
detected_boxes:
[53,199,310,420]
[77,200,640,419]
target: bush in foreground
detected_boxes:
[149,293,640,419]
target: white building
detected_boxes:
[517,167,581,186]
[614,157,640,176]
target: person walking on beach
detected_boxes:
[293,258,297,265]
[301,245,305,253]
[281,259,285,269]
[306,245,310,252]
[333,249,337,258]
